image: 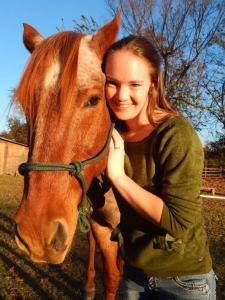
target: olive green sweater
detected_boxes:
[111,116,212,277]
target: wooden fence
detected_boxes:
[202,166,225,178]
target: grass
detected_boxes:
[0,175,225,299]
[203,198,225,299]
[0,175,106,300]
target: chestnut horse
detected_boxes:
[14,14,122,300]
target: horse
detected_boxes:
[14,13,122,300]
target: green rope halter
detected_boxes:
[18,123,114,233]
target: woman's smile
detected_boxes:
[114,102,133,110]
[105,50,152,123]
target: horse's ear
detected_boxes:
[92,12,120,56]
[23,23,44,53]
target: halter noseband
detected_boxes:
[18,123,114,233]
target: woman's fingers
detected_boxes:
[111,129,124,150]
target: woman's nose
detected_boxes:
[116,85,129,102]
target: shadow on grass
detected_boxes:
[0,223,12,236]
[0,212,15,235]
[0,251,53,299]
[0,210,106,299]
[0,239,85,299]
[0,210,88,299]
[0,212,14,225]
[0,176,106,298]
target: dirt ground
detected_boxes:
[202,178,225,194]
[0,175,225,299]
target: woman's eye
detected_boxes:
[84,95,101,108]
[106,80,117,86]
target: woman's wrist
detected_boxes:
[110,172,128,187]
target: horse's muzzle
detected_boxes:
[15,220,69,264]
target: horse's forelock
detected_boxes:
[15,31,82,128]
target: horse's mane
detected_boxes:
[15,31,82,127]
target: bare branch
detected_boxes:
[105,0,225,134]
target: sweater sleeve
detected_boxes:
[157,117,204,240]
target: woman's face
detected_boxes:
[105,50,153,123]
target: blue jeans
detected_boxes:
[121,265,216,300]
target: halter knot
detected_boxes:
[69,162,83,176]
[18,123,115,233]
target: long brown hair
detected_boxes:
[102,35,179,129]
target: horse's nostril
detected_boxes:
[48,221,68,253]
[15,226,31,256]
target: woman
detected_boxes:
[102,36,216,299]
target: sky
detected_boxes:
[0,0,112,131]
[0,0,218,145]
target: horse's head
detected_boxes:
[14,13,120,264]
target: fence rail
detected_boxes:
[202,166,225,178]
[200,194,225,200]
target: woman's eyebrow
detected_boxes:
[106,77,144,84]
[106,76,118,81]
[129,80,144,84]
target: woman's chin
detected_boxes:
[114,110,135,121]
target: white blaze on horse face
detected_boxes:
[44,60,61,90]
[77,35,103,88]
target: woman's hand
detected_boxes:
[106,129,126,183]
[106,128,164,224]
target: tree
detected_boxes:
[105,0,225,131]
[72,15,99,34]
[204,135,225,165]
[0,117,28,145]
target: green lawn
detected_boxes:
[0,175,224,299]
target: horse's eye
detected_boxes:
[84,95,101,108]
